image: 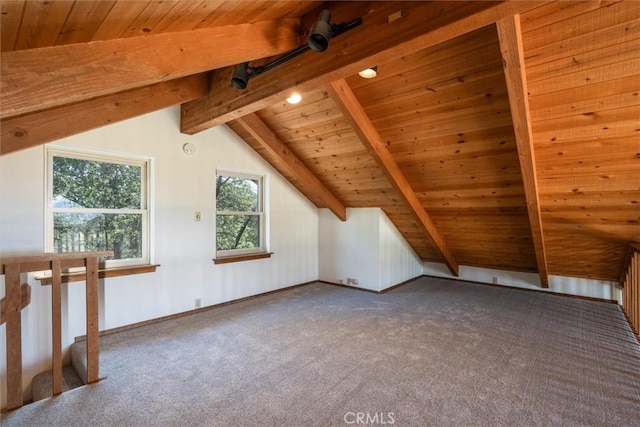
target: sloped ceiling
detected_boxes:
[1,1,638,284]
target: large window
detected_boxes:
[46,147,151,267]
[215,172,265,257]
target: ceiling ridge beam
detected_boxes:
[1,74,209,155]
[233,113,347,222]
[326,79,459,276]
[497,15,549,288]
[1,18,301,120]
[181,1,546,134]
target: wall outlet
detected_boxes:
[492,276,498,284]
[337,279,344,284]
[347,278,359,285]
[194,211,201,222]
[195,298,202,308]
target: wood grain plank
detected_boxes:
[181,1,545,133]
[520,1,607,33]
[154,0,225,32]
[1,74,208,154]
[524,19,639,68]
[54,0,117,45]
[0,1,25,52]
[526,39,640,83]
[14,0,73,50]
[523,1,640,51]
[91,0,150,41]
[530,82,640,121]
[1,18,299,119]
[528,57,640,97]
[120,0,181,38]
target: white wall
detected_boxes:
[318,208,422,292]
[0,106,320,408]
[378,211,423,289]
[423,261,620,301]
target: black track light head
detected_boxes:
[308,9,332,52]
[230,62,249,90]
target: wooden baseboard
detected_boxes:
[75,281,315,342]
[319,276,422,295]
[318,280,380,294]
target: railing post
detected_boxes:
[51,260,63,395]
[85,256,100,383]
[5,263,23,410]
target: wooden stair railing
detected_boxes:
[620,243,640,339]
[0,251,112,410]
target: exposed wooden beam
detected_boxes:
[1,18,300,119]
[181,1,544,134]
[497,15,549,288]
[1,74,208,155]
[234,113,347,221]
[326,79,459,276]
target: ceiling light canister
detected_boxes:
[358,66,378,79]
[286,93,302,104]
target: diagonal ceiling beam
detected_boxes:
[234,113,347,221]
[326,78,459,276]
[181,1,545,134]
[1,74,209,155]
[496,15,549,288]
[1,18,300,119]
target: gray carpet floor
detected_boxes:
[3,277,640,426]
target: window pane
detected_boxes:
[53,157,142,209]
[216,215,260,251]
[53,212,142,259]
[216,175,259,212]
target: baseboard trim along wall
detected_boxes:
[423,274,619,305]
[77,275,619,343]
[75,281,317,342]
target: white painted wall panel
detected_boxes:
[0,107,319,407]
[378,211,422,291]
[318,208,380,291]
[423,262,618,301]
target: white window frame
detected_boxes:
[215,170,266,258]
[45,146,152,267]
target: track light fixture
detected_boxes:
[308,9,333,52]
[231,62,249,90]
[229,10,362,90]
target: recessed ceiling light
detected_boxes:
[286,93,302,104]
[358,66,378,79]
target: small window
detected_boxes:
[46,147,151,267]
[215,172,265,257]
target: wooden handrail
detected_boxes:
[0,251,112,410]
[619,243,640,340]
[35,264,160,285]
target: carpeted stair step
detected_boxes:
[71,340,89,384]
[31,365,84,402]
[71,339,108,385]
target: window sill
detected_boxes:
[35,264,160,285]
[213,252,273,265]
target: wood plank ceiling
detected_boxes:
[1,1,638,284]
